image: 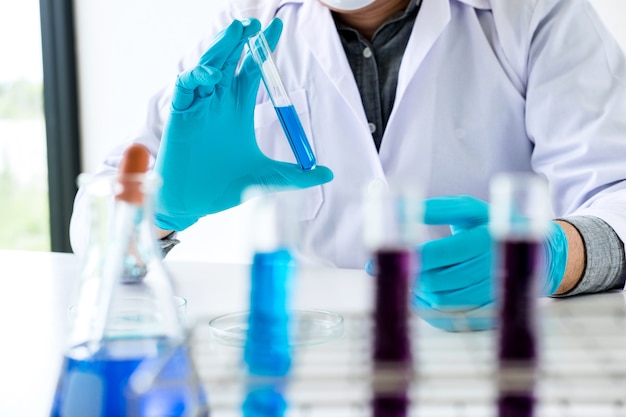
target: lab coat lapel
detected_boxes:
[380,0,451,186]
[395,0,451,105]
[299,0,369,126]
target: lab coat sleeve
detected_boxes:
[69,2,278,256]
[522,0,626,288]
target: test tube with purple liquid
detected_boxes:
[364,181,422,417]
[490,173,553,417]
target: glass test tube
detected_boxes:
[363,181,422,417]
[490,173,552,417]
[247,31,317,171]
[243,193,296,417]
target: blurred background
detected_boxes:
[1,0,625,260]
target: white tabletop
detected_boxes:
[1,249,626,416]
[0,249,369,417]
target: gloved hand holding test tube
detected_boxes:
[247,30,317,171]
[154,19,332,232]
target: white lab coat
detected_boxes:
[72,0,626,271]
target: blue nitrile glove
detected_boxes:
[364,195,568,332]
[542,221,569,296]
[154,18,333,231]
[414,196,496,332]
[416,195,569,332]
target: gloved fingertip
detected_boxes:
[172,66,222,110]
[240,18,262,37]
[423,195,489,227]
[268,17,284,29]
[219,19,244,42]
[193,65,223,85]
[364,259,375,276]
[311,165,334,183]
[264,18,284,51]
[176,66,220,91]
[227,18,244,31]
[282,164,334,188]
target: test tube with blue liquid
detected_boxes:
[247,31,317,171]
[243,192,297,417]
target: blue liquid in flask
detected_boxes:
[274,106,316,171]
[51,338,208,417]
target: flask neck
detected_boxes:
[69,174,185,354]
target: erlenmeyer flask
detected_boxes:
[51,144,207,417]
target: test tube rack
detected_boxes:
[189,295,626,417]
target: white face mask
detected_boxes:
[319,0,376,11]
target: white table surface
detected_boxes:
[0,249,369,417]
[1,249,625,416]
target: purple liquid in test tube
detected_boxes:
[496,240,539,417]
[372,248,414,417]
[363,181,422,417]
[490,173,551,417]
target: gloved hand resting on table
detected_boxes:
[154,18,333,231]
[366,195,568,332]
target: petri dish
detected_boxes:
[208,309,344,347]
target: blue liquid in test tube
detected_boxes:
[243,249,293,417]
[248,32,317,171]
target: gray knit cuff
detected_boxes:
[552,215,626,297]
[160,232,180,257]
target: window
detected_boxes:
[0,1,49,250]
[0,0,81,252]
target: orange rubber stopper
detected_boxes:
[116,144,150,204]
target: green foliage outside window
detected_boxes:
[0,80,50,251]
[0,80,43,119]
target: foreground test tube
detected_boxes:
[364,181,422,417]
[490,173,552,417]
[247,31,317,171]
[243,193,298,417]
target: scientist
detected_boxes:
[71,0,626,331]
